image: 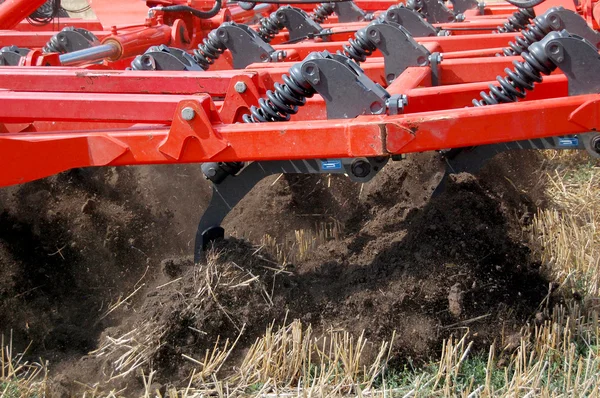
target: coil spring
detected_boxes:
[496,8,535,33]
[311,2,335,23]
[500,17,552,56]
[192,28,227,70]
[243,63,315,122]
[43,33,64,53]
[341,28,376,63]
[43,27,83,54]
[473,44,555,106]
[257,12,284,43]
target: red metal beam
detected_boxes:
[0,0,48,29]
[0,94,597,188]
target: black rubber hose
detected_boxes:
[503,0,546,8]
[161,0,222,19]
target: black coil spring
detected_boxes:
[43,27,78,53]
[500,17,551,56]
[473,46,556,106]
[496,8,535,33]
[43,34,64,54]
[192,28,227,70]
[311,2,335,23]
[243,64,315,122]
[341,28,376,63]
[257,13,284,43]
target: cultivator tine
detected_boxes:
[433,134,592,196]
[194,157,387,261]
[0,0,599,263]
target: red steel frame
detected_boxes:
[0,56,592,187]
[0,0,598,188]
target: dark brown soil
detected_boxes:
[0,151,552,395]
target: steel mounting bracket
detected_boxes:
[405,0,458,24]
[276,6,327,42]
[362,21,431,84]
[383,6,439,37]
[300,51,390,119]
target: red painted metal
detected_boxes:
[14,19,104,32]
[0,91,596,188]
[0,0,597,190]
[0,0,48,29]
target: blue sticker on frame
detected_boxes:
[558,137,579,147]
[321,160,343,170]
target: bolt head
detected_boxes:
[351,160,371,178]
[181,107,195,121]
[593,137,600,153]
[234,81,247,93]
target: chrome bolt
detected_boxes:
[181,107,195,121]
[234,81,247,93]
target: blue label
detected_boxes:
[558,137,579,147]
[321,160,342,170]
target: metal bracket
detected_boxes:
[43,27,100,54]
[362,21,431,84]
[334,1,373,22]
[216,23,286,68]
[429,52,443,86]
[405,0,457,24]
[161,98,228,160]
[0,46,30,66]
[383,5,439,37]
[540,33,600,96]
[276,6,328,42]
[131,45,204,71]
[478,1,485,15]
[300,52,390,119]
[541,7,600,49]
[194,157,387,260]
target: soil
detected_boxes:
[0,151,554,396]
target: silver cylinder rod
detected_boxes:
[59,44,119,66]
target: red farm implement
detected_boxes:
[0,0,599,260]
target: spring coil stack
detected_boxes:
[500,13,553,56]
[192,28,228,70]
[340,27,377,63]
[311,2,335,23]
[473,40,556,106]
[243,62,316,122]
[495,8,535,33]
[43,31,68,53]
[257,12,284,43]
